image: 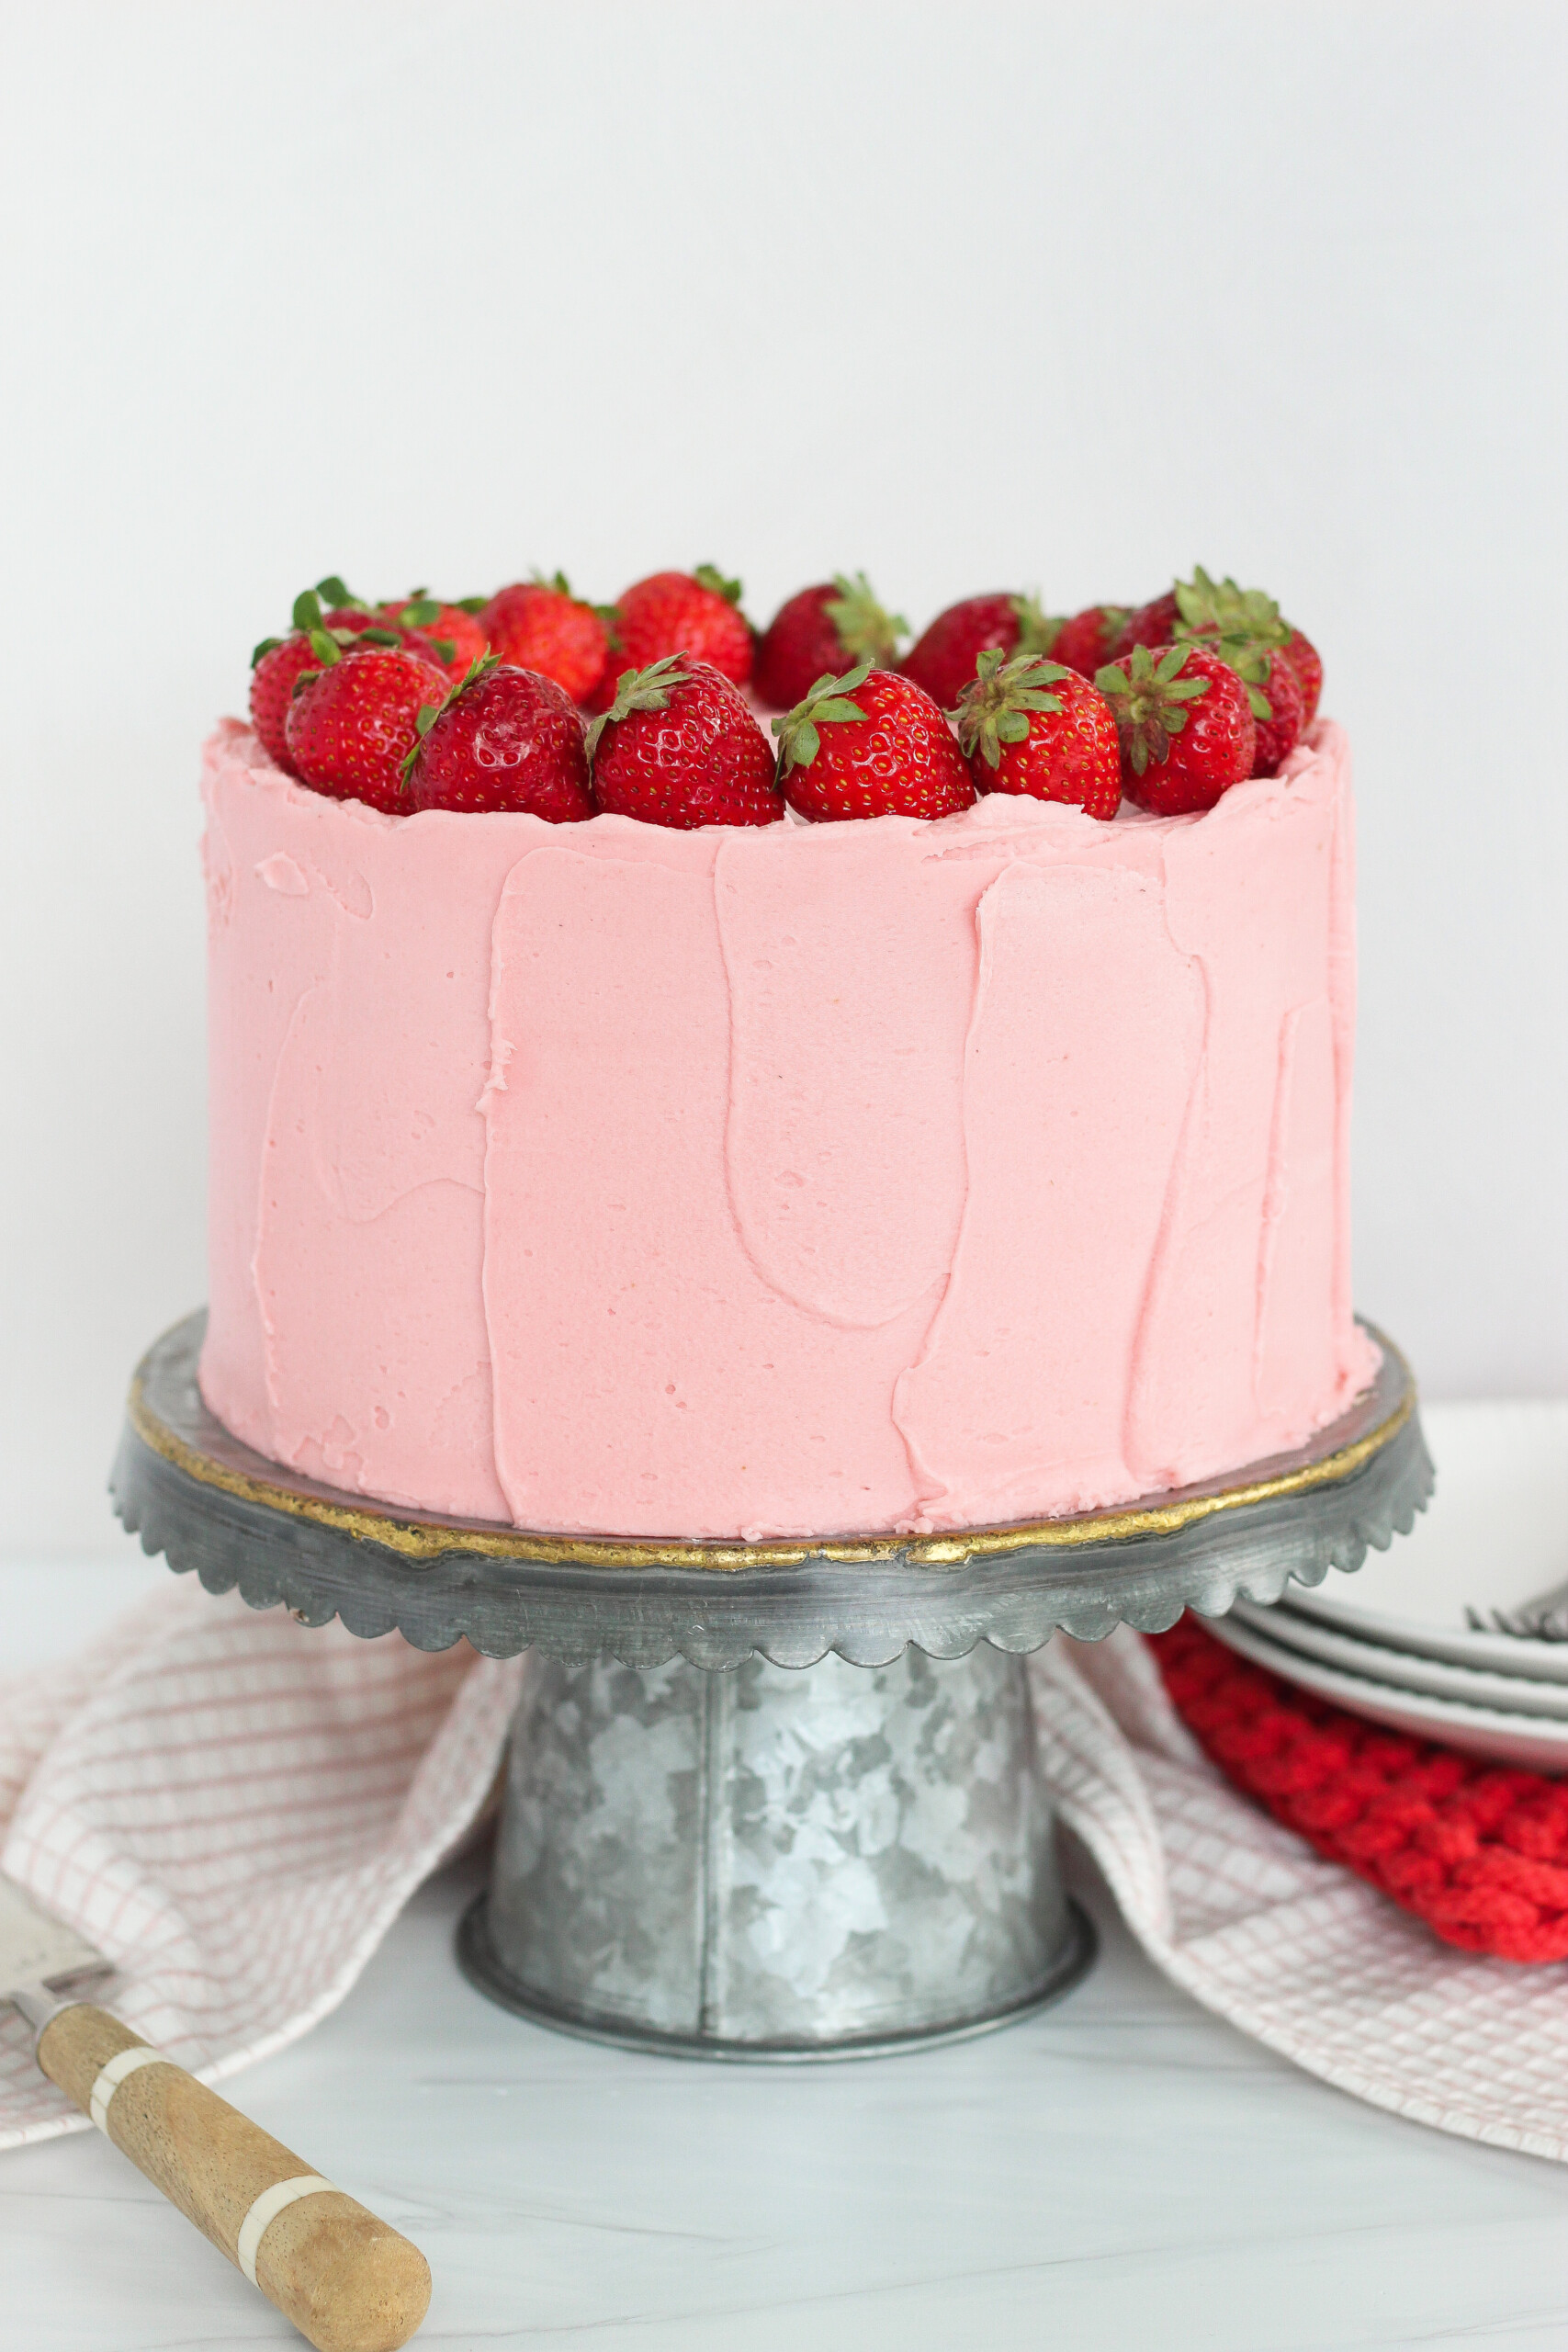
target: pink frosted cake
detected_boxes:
[199,566,1378,1543]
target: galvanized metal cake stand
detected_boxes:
[111,1312,1430,2064]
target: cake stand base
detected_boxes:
[455,1645,1094,2060]
[111,1312,1429,2062]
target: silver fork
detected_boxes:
[1468,1574,1568,1641]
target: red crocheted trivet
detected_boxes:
[1149,1617,1568,1963]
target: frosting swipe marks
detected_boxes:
[199,718,1377,1538]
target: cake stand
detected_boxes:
[111,1313,1430,2062]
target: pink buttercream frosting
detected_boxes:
[198,719,1379,1539]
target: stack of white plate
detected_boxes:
[1209,1399,1568,1770]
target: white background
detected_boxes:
[2,1,1564,1554]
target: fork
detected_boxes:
[1468,1573,1568,1642]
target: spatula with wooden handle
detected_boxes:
[0,1872,431,2351]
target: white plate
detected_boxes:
[1205,1609,1568,1772]
[1286,1399,1568,1681]
[1229,1597,1568,1721]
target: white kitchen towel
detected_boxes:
[2,1584,1564,2160]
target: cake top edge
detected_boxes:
[206,713,1343,849]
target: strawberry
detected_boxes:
[773,665,975,823]
[381,594,489,681]
[587,657,781,830]
[284,642,450,817]
[480,575,611,705]
[1281,628,1323,726]
[404,658,594,820]
[901,593,1061,711]
[1051,605,1131,680]
[251,635,328,773]
[608,566,754,689]
[953,650,1121,820]
[1095,642,1256,815]
[249,581,406,773]
[1244,647,1304,776]
[1168,568,1306,776]
[752,572,906,711]
[1109,591,1179,659]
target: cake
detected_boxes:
[198,567,1378,1543]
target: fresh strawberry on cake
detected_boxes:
[404,658,595,820]
[283,639,450,817]
[249,581,434,775]
[479,575,612,707]
[773,664,976,821]
[953,649,1121,818]
[1096,639,1257,813]
[1108,590,1180,658]
[1051,605,1133,680]
[1167,566,1314,777]
[753,573,906,711]
[900,592,1062,710]
[591,566,754,709]
[588,656,782,829]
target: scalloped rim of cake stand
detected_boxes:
[108,1312,1433,1668]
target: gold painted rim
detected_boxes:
[125,1329,1415,1574]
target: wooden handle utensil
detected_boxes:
[37,2003,431,2352]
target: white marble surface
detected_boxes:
[3,1556,1565,2351]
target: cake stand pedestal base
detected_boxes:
[112,1312,1429,2063]
[457,1645,1091,2060]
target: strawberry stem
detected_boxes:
[694,563,743,606]
[1009,594,1065,659]
[1096,642,1211,775]
[1171,569,1286,721]
[771,662,873,774]
[1173,566,1288,648]
[584,655,691,761]
[954,648,1069,768]
[824,573,906,667]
